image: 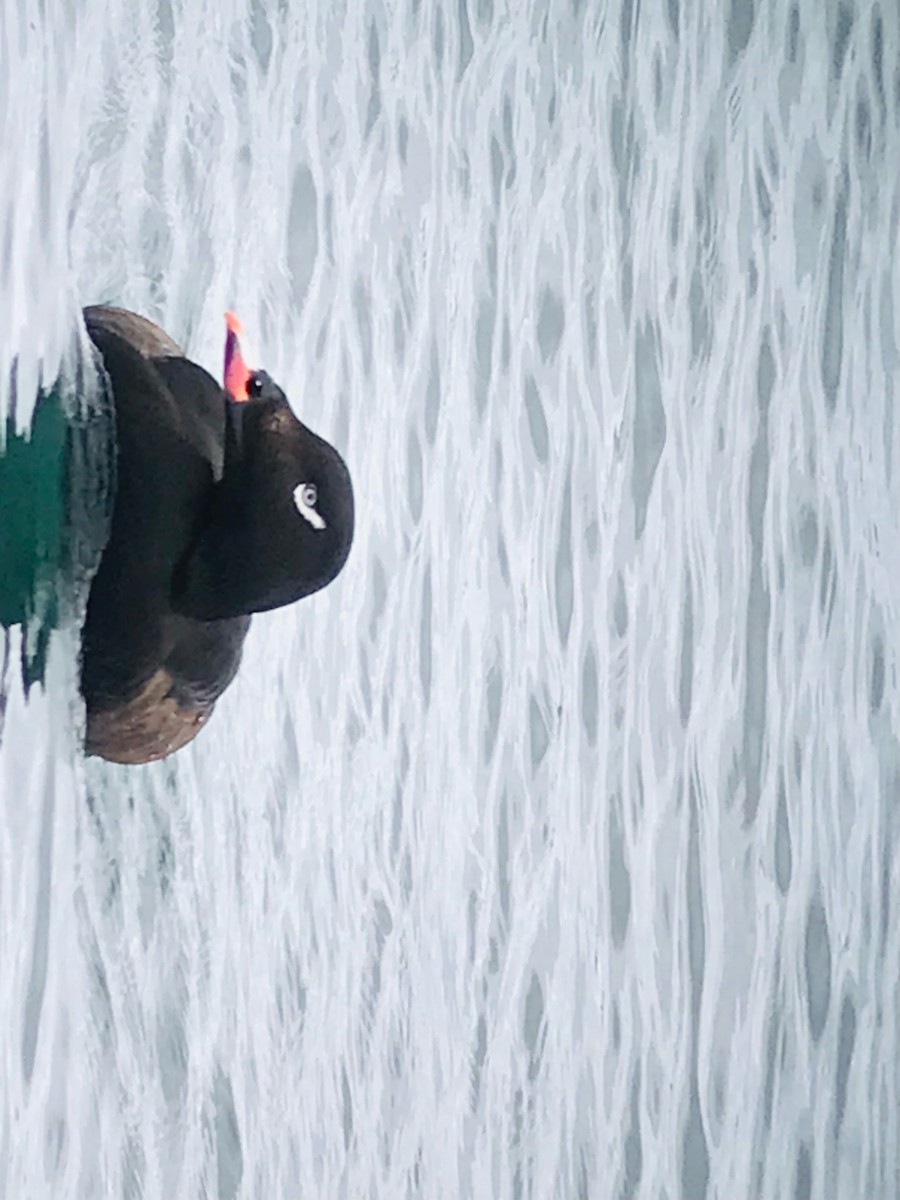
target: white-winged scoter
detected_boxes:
[81,305,354,764]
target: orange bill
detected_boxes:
[224,310,253,401]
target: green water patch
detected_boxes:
[0,386,66,685]
[0,351,114,689]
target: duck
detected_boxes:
[80,305,354,765]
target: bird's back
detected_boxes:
[81,307,249,763]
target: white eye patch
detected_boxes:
[293,482,326,530]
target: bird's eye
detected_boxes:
[293,482,326,530]
[248,373,264,398]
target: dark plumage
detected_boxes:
[80,305,354,764]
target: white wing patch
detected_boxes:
[293,483,326,530]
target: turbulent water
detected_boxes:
[1,0,898,1196]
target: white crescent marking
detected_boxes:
[293,484,326,530]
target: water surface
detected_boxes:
[1,0,898,1196]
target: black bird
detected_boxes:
[81,306,354,764]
